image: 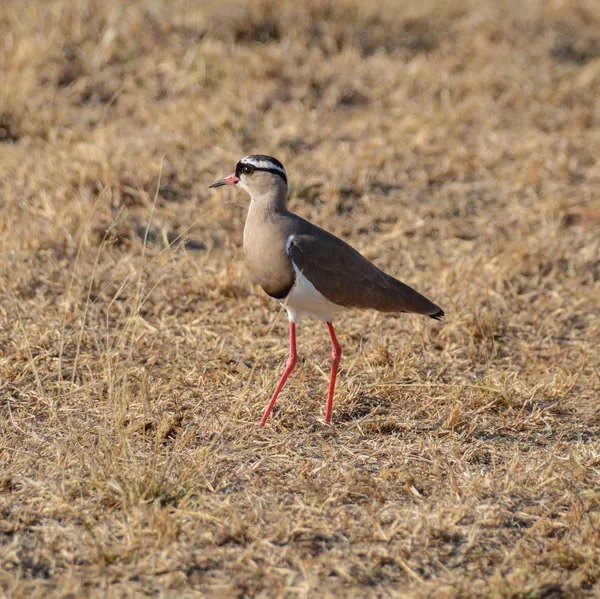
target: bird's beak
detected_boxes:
[209,173,239,188]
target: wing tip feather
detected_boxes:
[429,308,445,321]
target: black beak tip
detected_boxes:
[209,180,225,189]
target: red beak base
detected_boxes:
[209,173,240,188]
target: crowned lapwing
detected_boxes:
[210,155,444,426]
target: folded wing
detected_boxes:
[286,228,443,318]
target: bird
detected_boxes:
[209,154,444,426]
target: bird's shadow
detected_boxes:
[335,395,390,423]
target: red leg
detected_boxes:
[325,322,342,425]
[260,321,297,426]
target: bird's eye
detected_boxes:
[242,165,255,176]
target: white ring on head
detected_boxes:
[241,156,286,176]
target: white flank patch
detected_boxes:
[282,236,346,322]
[285,235,294,253]
[242,155,286,177]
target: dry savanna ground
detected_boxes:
[1,0,600,597]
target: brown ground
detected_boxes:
[1,0,599,597]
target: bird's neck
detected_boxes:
[247,187,289,216]
[243,190,292,253]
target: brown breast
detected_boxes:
[243,206,296,299]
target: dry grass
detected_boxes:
[1,0,600,596]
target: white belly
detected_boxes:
[280,261,347,323]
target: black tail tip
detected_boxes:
[429,308,445,321]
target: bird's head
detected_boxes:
[209,155,288,200]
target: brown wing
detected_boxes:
[286,228,443,318]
